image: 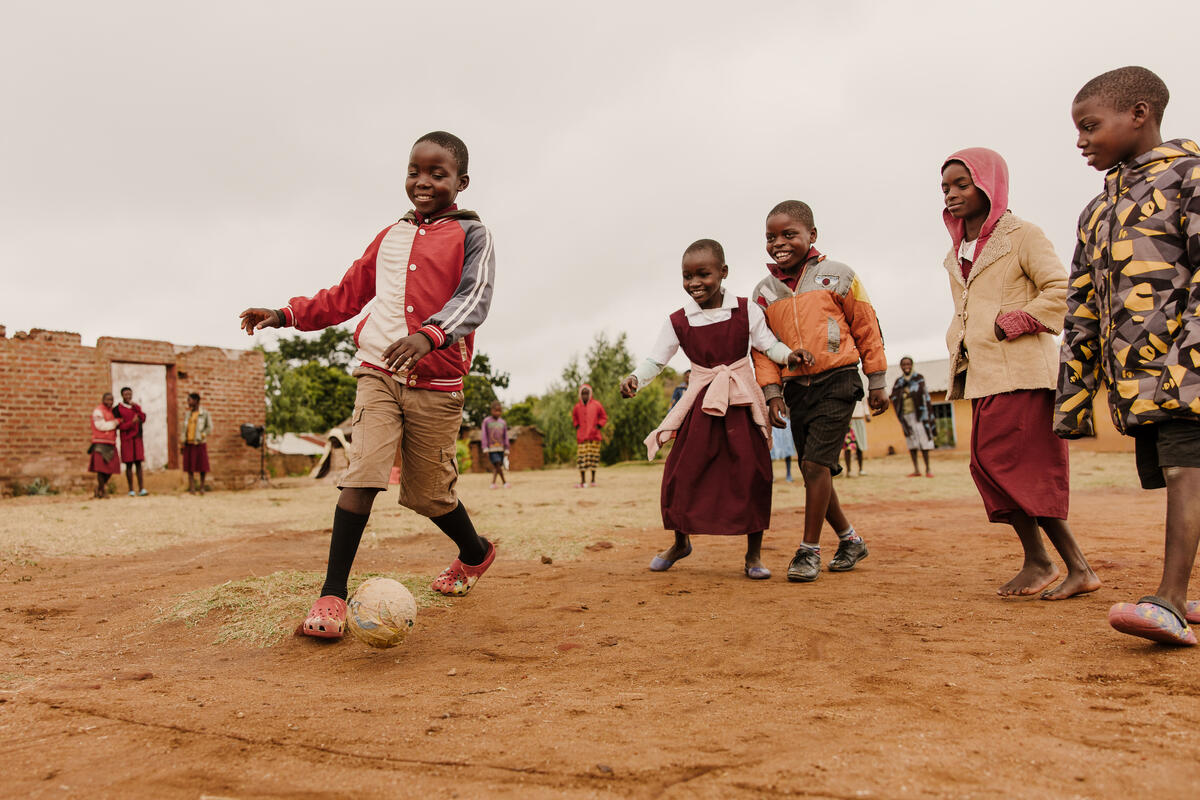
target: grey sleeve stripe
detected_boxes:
[430,222,495,342]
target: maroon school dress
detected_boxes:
[660,298,772,535]
[115,403,146,464]
[970,388,1069,522]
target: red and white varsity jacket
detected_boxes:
[281,207,495,393]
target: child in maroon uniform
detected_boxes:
[88,392,121,498]
[115,387,147,496]
[621,239,809,579]
[240,131,497,640]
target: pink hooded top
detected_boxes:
[941,147,1046,340]
[571,383,607,443]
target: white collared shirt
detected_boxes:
[631,291,792,389]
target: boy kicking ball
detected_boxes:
[239,131,497,639]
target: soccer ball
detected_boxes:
[346,577,417,648]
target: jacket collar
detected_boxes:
[944,211,1020,288]
[402,205,482,225]
[1105,138,1200,198]
[764,249,825,296]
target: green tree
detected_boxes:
[259,328,358,435]
[534,332,670,465]
[505,397,536,427]
[462,353,511,428]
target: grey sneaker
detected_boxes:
[787,547,821,582]
[828,538,869,572]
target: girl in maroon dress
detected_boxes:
[115,386,148,496]
[620,239,808,579]
[941,148,1099,600]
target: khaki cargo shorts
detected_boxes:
[339,368,463,517]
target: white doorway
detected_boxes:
[111,363,169,470]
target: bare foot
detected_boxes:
[997,563,1060,597]
[1041,569,1101,601]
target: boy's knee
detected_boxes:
[799,460,829,480]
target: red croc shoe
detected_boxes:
[301,595,347,639]
[432,541,497,597]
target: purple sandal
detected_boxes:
[1108,595,1197,646]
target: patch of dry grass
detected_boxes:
[158,570,448,648]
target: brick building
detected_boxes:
[0,325,265,494]
[465,425,545,473]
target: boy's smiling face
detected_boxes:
[406,141,468,216]
[681,248,727,309]
[765,214,816,275]
[1071,96,1148,171]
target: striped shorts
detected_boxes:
[576,440,601,470]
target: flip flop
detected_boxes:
[1187,600,1200,625]
[744,565,772,580]
[1108,595,1197,646]
[649,545,692,572]
[300,595,347,639]
[432,540,497,597]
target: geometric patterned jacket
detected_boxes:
[1055,138,1200,436]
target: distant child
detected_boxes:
[572,384,607,487]
[88,391,121,498]
[239,131,497,640]
[621,239,809,579]
[481,401,510,489]
[889,358,937,477]
[753,201,889,582]
[771,417,796,482]
[842,401,869,477]
[670,370,691,409]
[181,392,213,495]
[1056,67,1200,645]
[115,387,147,496]
[941,147,1098,601]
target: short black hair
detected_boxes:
[767,200,815,229]
[414,131,469,175]
[684,238,725,264]
[188,392,201,402]
[120,386,132,394]
[1075,66,1169,126]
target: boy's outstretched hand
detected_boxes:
[382,333,433,372]
[867,388,889,416]
[767,396,788,428]
[786,348,814,369]
[239,308,282,335]
[619,376,638,398]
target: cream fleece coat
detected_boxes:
[943,212,1067,400]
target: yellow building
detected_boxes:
[862,358,1133,458]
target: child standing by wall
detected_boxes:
[621,239,808,579]
[181,392,213,495]
[88,392,121,498]
[753,201,889,583]
[481,401,510,489]
[115,387,147,496]
[1056,67,1200,645]
[239,131,497,640]
[941,147,1098,600]
[572,384,606,487]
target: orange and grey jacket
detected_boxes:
[751,252,887,399]
[1055,139,1200,436]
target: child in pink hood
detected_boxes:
[571,383,606,487]
[941,147,1098,600]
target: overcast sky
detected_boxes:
[4,1,1199,401]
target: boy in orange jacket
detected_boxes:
[752,200,889,582]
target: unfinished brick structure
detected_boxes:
[0,326,265,494]
[465,425,545,473]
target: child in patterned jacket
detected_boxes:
[1056,66,1200,646]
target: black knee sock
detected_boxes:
[431,501,487,565]
[319,506,370,600]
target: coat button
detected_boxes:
[418,229,426,235]
[409,264,417,271]
[406,305,414,312]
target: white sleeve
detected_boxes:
[92,409,119,431]
[747,302,792,365]
[631,317,680,389]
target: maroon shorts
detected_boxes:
[183,443,210,473]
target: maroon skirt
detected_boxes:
[88,443,120,475]
[182,443,210,473]
[661,387,772,535]
[970,389,1068,523]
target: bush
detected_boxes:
[455,440,472,473]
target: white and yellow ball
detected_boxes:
[347,577,417,648]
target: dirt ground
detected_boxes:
[2,452,1198,799]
